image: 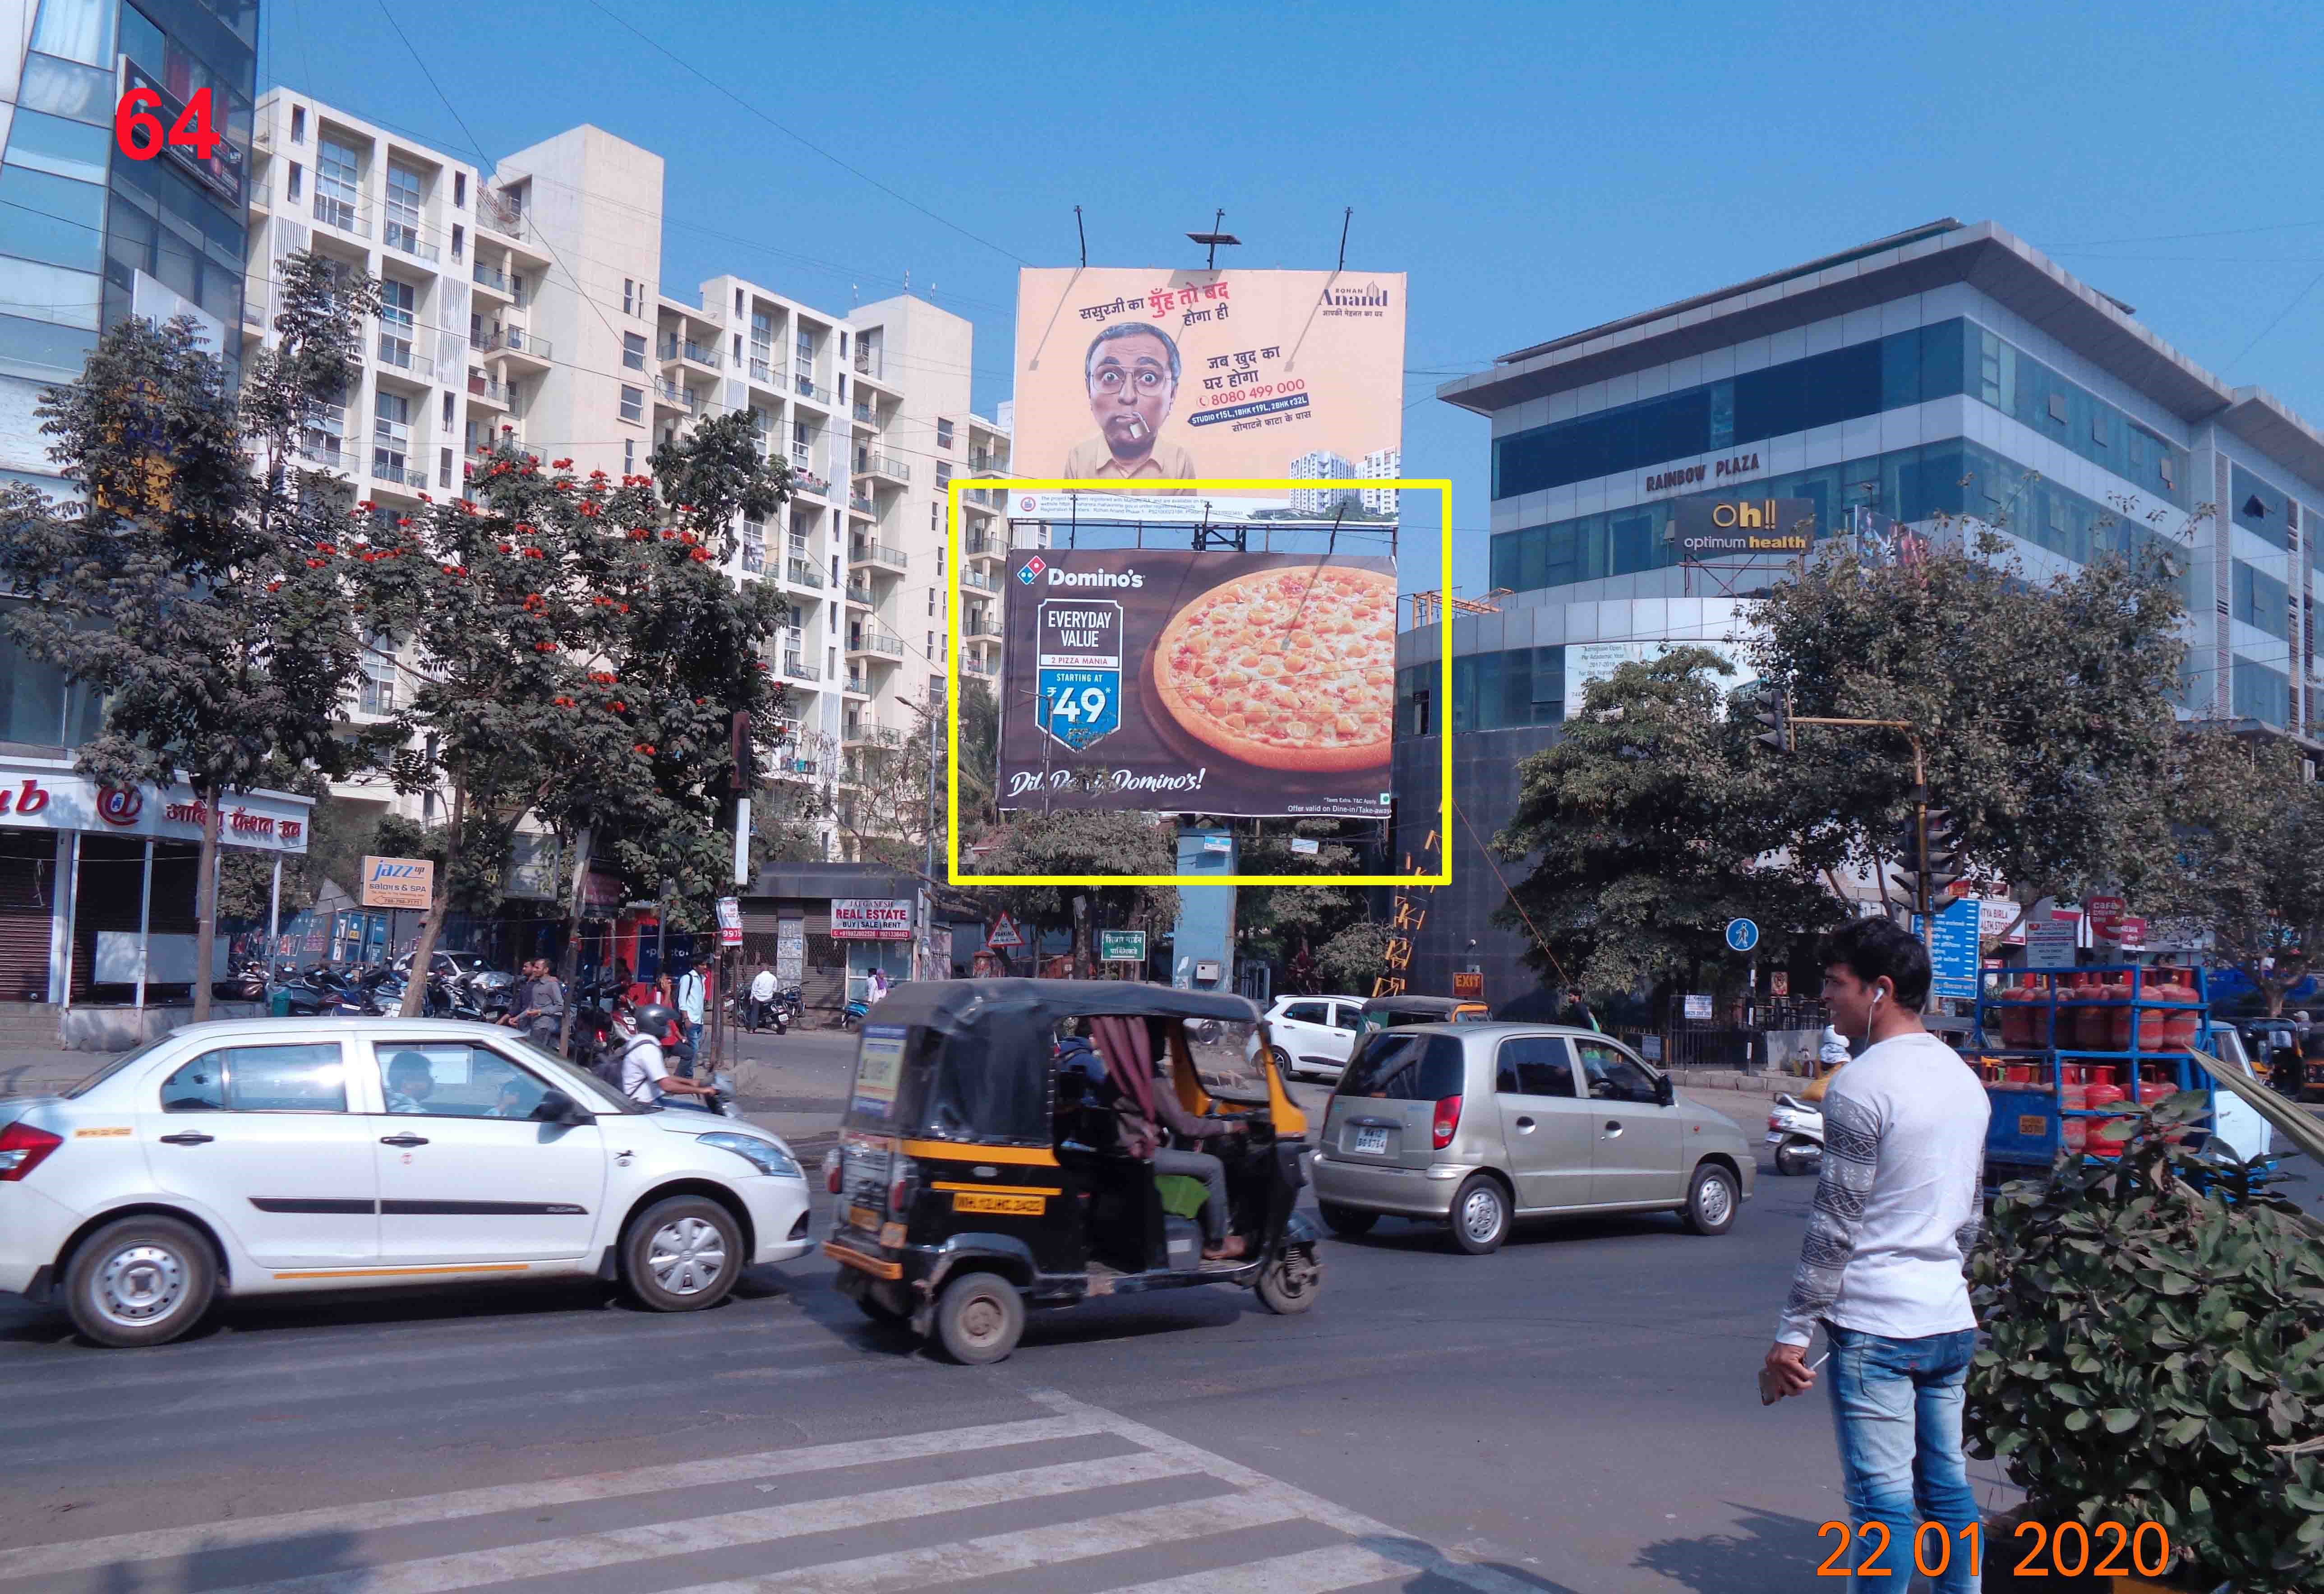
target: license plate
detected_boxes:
[1764,1132,1785,1144]
[953,1191,1044,1215]
[1352,1125,1389,1155]
[846,1203,881,1232]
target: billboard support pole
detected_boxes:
[1074,204,1086,268]
[1337,207,1352,272]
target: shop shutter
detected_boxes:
[0,839,56,1001]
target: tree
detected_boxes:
[1228,822,1372,978]
[0,253,381,1017]
[1748,521,2191,925]
[960,809,1179,976]
[2126,730,2324,1016]
[1494,647,1845,1005]
[1316,918,1394,994]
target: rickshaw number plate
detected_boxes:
[847,1203,882,1231]
[1352,1126,1390,1155]
[953,1191,1045,1215]
[2017,1115,2047,1137]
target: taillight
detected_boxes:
[0,1122,62,1182]
[887,1155,918,1214]
[1768,1114,1782,1132]
[1430,1094,1462,1150]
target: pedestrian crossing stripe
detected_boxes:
[6,1388,1539,1593]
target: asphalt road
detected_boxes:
[1,1053,2313,1594]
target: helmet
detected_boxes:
[633,1003,685,1046]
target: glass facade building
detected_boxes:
[1401,220,2324,1008]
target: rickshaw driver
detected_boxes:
[1060,1022,1251,1261]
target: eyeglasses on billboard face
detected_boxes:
[1089,362,1171,395]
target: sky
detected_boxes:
[261,0,2324,598]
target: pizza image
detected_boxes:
[1150,564,1396,771]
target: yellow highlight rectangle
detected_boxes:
[945,477,1453,888]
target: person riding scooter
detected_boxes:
[609,1002,722,1112]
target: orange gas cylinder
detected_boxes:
[1995,985,2029,1049]
[2136,1068,2177,1108]
[2085,1072,2129,1157]
[2078,975,2119,1051]
[2158,970,2202,1050]
[2061,1117,2089,1155]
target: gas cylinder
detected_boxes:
[2157,969,2202,1050]
[2085,1070,2129,1157]
[1994,983,2028,1049]
[2077,973,2118,1051]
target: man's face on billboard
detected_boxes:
[1087,330,1176,461]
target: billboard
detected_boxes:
[359,855,433,910]
[1671,496,1817,560]
[1010,268,1406,521]
[831,899,915,940]
[998,549,1395,818]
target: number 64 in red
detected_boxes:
[114,86,220,162]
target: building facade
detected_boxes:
[1405,219,2324,1007]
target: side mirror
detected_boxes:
[534,1089,594,1127]
[1654,1073,1676,1107]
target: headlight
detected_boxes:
[697,1132,802,1178]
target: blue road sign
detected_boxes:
[1725,918,1760,953]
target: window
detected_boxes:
[735,287,744,316]
[2232,561,2291,641]
[374,1043,552,1119]
[624,438,635,473]
[935,463,953,487]
[1576,1040,1659,1104]
[619,385,643,423]
[622,332,646,371]
[453,171,465,207]
[623,278,636,315]
[1339,1033,1466,1101]
[1282,1001,1330,1026]
[2233,657,2291,726]
[2234,465,2291,551]
[372,390,409,481]
[927,588,936,615]
[450,224,462,262]
[359,634,396,714]
[287,161,302,200]
[384,163,424,253]
[441,393,454,427]
[926,630,935,656]
[161,1044,347,1113]
[1494,1035,1576,1098]
[315,136,360,231]
[290,105,305,143]
[935,418,954,450]
[438,445,452,490]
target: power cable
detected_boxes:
[2222,268,2324,374]
[578,0,1031,268]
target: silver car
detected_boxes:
[1308,1023,1753,1254]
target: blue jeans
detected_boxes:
[1825,1325,1979,1593]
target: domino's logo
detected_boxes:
[1017,557,1045,585]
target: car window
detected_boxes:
[1339,1033,1466,1101]
[370,1042,553,1119]
[1576,1040,1659,1104]
[163,1044,347,1113]
[1282,1001,1328,1026]
[1331,1004,1362,1031]
[1494,1035,1577,1098]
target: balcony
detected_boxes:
[476,188,527,241]
[847,629,904,660]
[241,296,265,330]
[794,374,831,404]
[784,558,825,589]
[311,192,369,237]
[659,337,720,369]
[477,325,552,364]
[844,579,873,606]
[847,492,873,515]
[964,614,1003,639]
[247,178,272,213]
[964,529,1003,558]
[748,355,773,384]
[466,371,509,407]
[853,400,874,423]
[780,653,820,683]
[371,458,413,487]
[382,218,440,263]
[963,655,997,678]
[853,450,910,484]
[471,262,514,300]
[740,540,765,575]
[295,436,345,469]
[852,349,880,379]
[375,331,434,381]
[653,378,697,413]
[770,756,818,780]
[843,669,869,696]
[849,540,907,573]
[962,568,997,594]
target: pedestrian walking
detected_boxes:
[505,959,565,1053]
[676,962,706,1055]
[867,965,890,1004]
[1761,917,1989,1594]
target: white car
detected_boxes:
[0,1017,813,1347]
[1259,994,1367,1082]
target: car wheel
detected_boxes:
[621,1196,742,1312]
[933,1271,1023,1364]
[1682,1164,1739,1235]
[1775,1140,1820,1178]
[1319,1202,1379,1238]
[1270,1046,1296,1081]
[1447,1173,1509,1255]
[1255,1244,1322,1314]
[63,1215,217,1348]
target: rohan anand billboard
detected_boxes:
[1008,267,1407,522]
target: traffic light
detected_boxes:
[1751,685,1792,753]
[1923,807,1967,901]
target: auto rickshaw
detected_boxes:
[821,979,1323,1363]
[1354,993,1490,1035]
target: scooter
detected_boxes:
[1766,1093,1825,1177]
[837,997,870,1032]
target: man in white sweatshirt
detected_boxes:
[1762,915,1989,1593]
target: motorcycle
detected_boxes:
[270,963,377,1018]
[564,977,623,1072]
[1765,1093,1825,1177]
[837,996,870,1031]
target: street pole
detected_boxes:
[1777,712,1939,1012]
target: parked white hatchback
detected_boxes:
[0,1018,813,1347]
[1258,994,1367,1082]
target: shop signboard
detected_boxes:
[1671,497,1817,561]
[1911,896,1983,1001]
[1978,897,2027,947]
[715,897,742,947]
[1010,267,1405,523]
[831,899,914,941]
[2026,921,2079,970]
[1098,929,1147,963]
[999,550,1394,818]
[0,766,310,852]
[1683,993,1713,1020]
[2084,894,2127,941]
[359,855,433,910]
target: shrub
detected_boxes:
[1964,1093,2324,1591]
